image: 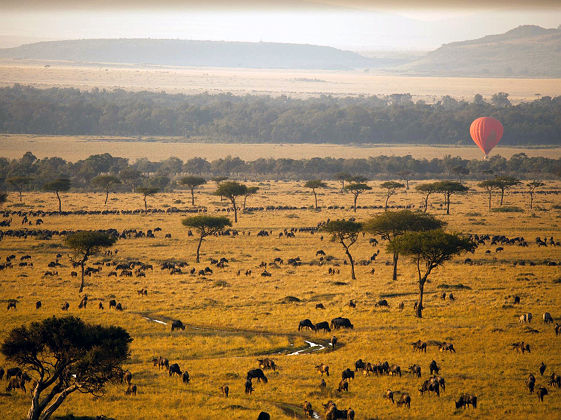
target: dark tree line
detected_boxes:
[1,85,560,145]
[0,152,560,194]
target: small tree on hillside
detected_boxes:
[91,175,121,205]
[322,219,362,280]
[215,181,247,223]
[119,167,142,192]
[527,180,544,210]
[65,231,117,293]
[415,182,439,212]
[494,176,521,206]
[389,230,476,318]
[478,179,499,210]
[344,183,371,212]
[334,172,352,191]
[380,181,405,211]
[434,181,469,215]
[243,186,259,210]
[137,186,159,211]
[1,316,131,420]
[304,180,327,209]
[397,170,413,190]
[42,178,71,214]
[180,176,206,206]
[364,210,445,281]
[182,216,232,263]
[7,176,33,201]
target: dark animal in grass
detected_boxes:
[419,379,440,396]
[337,379,349,392]
[220,385,229,397]
[35,301,41,309]
[355,359,366,371]
[543,312,554,323]
[258,358,277,371]
[512,342,531,353]
[526,374,536,393]
[323,401,348,420]
[99,302,104,310]
[61,302,69,311]
[303,401,314,418]
[315,321,331,333]
[6,376,27,393]
[439,343,456,353]
[409,364,421,378]
[169,363,182,377]
[398,302,405,310]
[247,369,268,383]
[384,389,394,403]
[396,393,411,408]
[375,299,389,307]
[342,368,354,381]
[6,367,22,380]
[412,340,427,352]
[331,336,338,350]
[550,373,561,388]
[429,360,440,375]
[257,412,270,420]
[455,393,477,408]
[540,362,546,376]
[171,320,185,331]
[316,364,330,376]
[348,300,356,308]
[347,408,355,420]
[298,319,315,331]
[7,301,16,310]
[316,303,325,309]
[330,317,353,330]
[319,378,326,390]
[122,370,132,385]
[125,384,137,395]
[78,295,88,309]
[182,371,190,383]
[537,387,548,402]
[431,376,446,392]
[0,367,4,380]
[389,364,401,377]
[109,299,117,309]
[556,323,561,336]
[116,303,123,311]
[245,379,253,394]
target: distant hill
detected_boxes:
[0,39,377,70]
[399,25,561,77]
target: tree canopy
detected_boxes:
[182,215,232,262]
[344,182,372,212]
[42,178,71,213]
[380,181,405,210]
[433,181,469,215]
[215,181,247,222]
[322,219,362,280]
[91,175,121,205]
[137,186,159,211]
[180,176,206,206]
[304,180,327,209]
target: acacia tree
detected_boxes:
[304,180,327,209]
[137,186,159,211]
[322,219,362,280]
[364,210,445,281]
[65,231,117,293]
[243,186,259,210]
[91,175,121,205]
[42,178,71,214]
[434,181,469,215]
[180,176,206,206]
[415,182,439,212]
[380,181,405,210]
[397,170,413,190]
[451,166,470,183]
[527,180,544,210]
[119,167,142,192]
[494,176,521,206]
[389,230,476,318]
[334,172,352,191]
[215,181,247,223]
[344,183,371,212]
[1,316,131,420]
[182,216,232,263]
[212,176,228,201]
[7,176,33,201]
[478,179,499,210]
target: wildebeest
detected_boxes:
[258,358,277,371]
[330,317,353,330]
[512,341,531,353]
[550,373,561,388]
[337,379,349,392]
[455,393,477,408]
[439,342,456,353]
[247,369,268,383]
[6,376,27,393]
[526,374,536,393]
[543,312,554,323]
[78,295,88,309]
[519,313,533,323]
[319,378,326,390]
[61,302,69,311]
[341,368,354,381]
[171,320,185,331]
[412,340,427,353]
[384,389,394,403]
[540,362,547,376]
[331,336,338,350]
[115,303,123,311]
[256,412,270,420]
[354,359,366,371]
[6,367,22,380]
[323,401,348,420]
[298,319,316,331]
[315,303,325,309]
[220,385,229,397]
[169,363,182,377]
[35,301,41,309]
[182,371,190,383]
[99,302,104,310]
[315,321,331,333]
[408,364,421,378]
[122,370,132,385]
[303,401,314,418]
[109,299,117,309]
[316,363,330,376]
[419,379,440,396]
[396,393,411,408]
[537,387,548,402]
[0,367,4,380]
[389,364,402,377]
[429,360,440,375]
[431,376,446,392]
[375,299,389,307]
[125,384,137,395]
[244,379,253,394]
[7,301,16,310]
[556,323,561,336]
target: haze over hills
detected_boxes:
[400,25,561,77]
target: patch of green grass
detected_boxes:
[491,206,524,213]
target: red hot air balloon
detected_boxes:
[470,117,504,158]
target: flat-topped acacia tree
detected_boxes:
[215,181,247,223]
[322,219,362,280]
[493,176,521,206]
[434,181,469,215]
[304,180,327,209]
[380,181,405,211]
[7,176,33,201]
[137,186,159,211]
[182,216,232,263]
[91,175,121,205]
[415,182,439,213]
[180,176,206,206]
[344,182,371,212]
[65,231,117,293]
[527,180,544,210]
[42,178,71,214]
[478,179,500,210]
[389,230,476,318]
[243,186,259,210]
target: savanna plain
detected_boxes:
[1,181,561,419]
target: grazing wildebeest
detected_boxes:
[244,379,253,394]
[512,341,531,353]
[375,299,389,307]
[341,368,354,381]
[543,312,554,323]
[419,379,440,396]
[537,387,548,402]
[169,363,182,377]
[384,389,394,403]
[540,362,547,376]
[355,359,366,371]
[35,301,41,309]
[408,364,421,378]
[315,321,331,333]
[323,401,348,420]
[125,384,137,395]
[78,295,88,309]
[7,301,16,310]
[258,358,277,371]
[256,412,270,420]
[182,371,190,383]
[429,360,439,375]
[347,408,355,420]
[519,313,533,323]
[398,302,405,310]
[220,385,229,397]
[550,373,561,388]
[247,369,268,383]
[303,401,314,418]
[298,319,316,331]
[513,295,521,304]
[171,320,185,331]
[455,393,477,408]
[316,363,330,376]
[61,302,69,311]
[348,300,356,308]
[316,303,325,309]
[448,293,455,301]
[431,376,445,392]
[6,376,27,393]
[439,343,456,353]
[396,393,411,408]
[319,378,326,390]
[6,367,22,380]
[109,299,117,309]
[389,364,402,377]
[556,323,561,336]
[99,302,104,310]
[122,370,132,385]
[331,336,338,350]
[330,317,353,330]
[526,374,536,393]
[412,340,427,353]
[337,379,349,392]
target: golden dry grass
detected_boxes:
[1,181,561,419]
[1,134,561,162]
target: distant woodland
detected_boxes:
[1,86,560,145]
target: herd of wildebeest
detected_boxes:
[1,203,561,419]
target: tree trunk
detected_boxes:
[392,252,399,281]
[105,189,109,205]
[500,189,505,206]
[39,386,77,420]
[27,383,43,420]
[79,260,85,293]
[232,198,238,222]
[243,195,247,210]
[385,194,390,211]
[405,179,409,190]
[529,192,533,209]
[488,191,492,210]
[343,245,355,280]
[196,235,203,263]
[446,193,451,215]
[353,194,358,212]
[191,188,195,206]
[423,194,429,212]
[416,279,425,318]
[19,189,23,201]
[56,191,62,214]
[144,195,147,211]
[313,190,318,209]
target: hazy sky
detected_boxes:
[1,1,560,51]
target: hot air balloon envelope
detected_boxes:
[470,117,503,157]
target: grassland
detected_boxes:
[2,134,561,162]
[1,181,561,419]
